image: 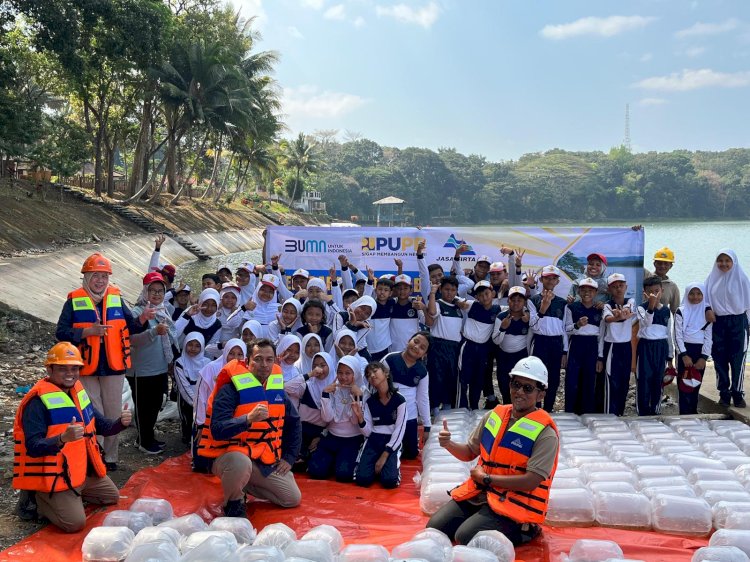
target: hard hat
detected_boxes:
[45,342,84,367]
[81,253,112,274]
[509,356,548,389]
[653,247,675,263]
[142,272,166,287]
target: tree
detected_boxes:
[280,133,320,203]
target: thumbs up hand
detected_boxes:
[61,417,84,443]
[120,403,132,427]
[438,419,451,448]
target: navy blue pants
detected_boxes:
[354,433,400,488]
[678,342,705,415]
[428,337,461,409]
[497,348,529,405]
[459,340,493,410]
[712,313,748,402]
[602,341,632,416]
[401,418,420,460]
[565,335,599,415]
[530,334,564,412]
[484,345,502,400]
[636,338,668,416]
[308,433,364,482]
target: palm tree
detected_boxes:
[280,133,320,205]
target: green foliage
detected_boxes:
[29,114,91,177]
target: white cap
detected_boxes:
[510,356,548,389]
[474,280,492,291]
[508,286,527,299]
[217,263,232,273]
[236,262,254,272]
[540,265,561,278]
[292,268,309,279]
[476,255,492,264]
[379,274,395,281]
[578,277,598,290]
[394,274,412,286]
[176,284,191,293]
[607,273,626,285]
[306,278,326,291]
[220,282,241,296]
[260,273,279,289]
[489,261,506,273]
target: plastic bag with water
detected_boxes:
[209,517,257,545]
[235,544,285,562]
[157,513,207,535]
[82,526,135,562]
[301,524,344,553]
[466,530,516,562]
[129,497,173,525]
[253,522,296,549]
[284,539,333,562]
[567,539,624,562]
[123,541,180,562]
[103,510,153,534]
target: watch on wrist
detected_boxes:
[483,474,492,487]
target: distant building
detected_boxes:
[293,190,327,214]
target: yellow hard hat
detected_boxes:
[653,247,675,263]
[45,342,84,367]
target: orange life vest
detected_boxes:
[67,286,131,375]
[13,379,107,493]
[196,360,285,465]
[450,405,559,524]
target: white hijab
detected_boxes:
[295,333,323,374]
[331,355,363,422]
[277,334,302,382]
[334,329,368,378]
[308,351,336,408]
[194,288,221,330]
[279,298,304,332]
[241,319,263,341]
[705,249,750,315]
[177,333,211,383]
[680,282,708,341]
[348,295,377,321]
[251,279,280,325]
[199,338,247,389]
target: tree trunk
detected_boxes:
[213,152,235,203]
[128,99,151,197]
[231,160,251,203]
[124,155,168,203]
[202,132,223,200]
[106,141,115,198]
[166,128,177,194]
[94,121,104,196]
[170,131,209,205]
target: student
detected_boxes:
[568,253,609,305]
[674,283,712,415]
[174,333,211,445]
[240,273,281,339]
[210,283,243,357]
[270,254,294,302]
[216,265,233,284]
[645,247,681,313]
[705,249,750,408]
[277,334,302,382]
[201,273,221,290]
[308,356,366,482]
[353,362,407,489]
[175,288,222,351]
[332,329,369,374]
[241,319,263,347]
[297,300,334,351]
[636,276,674,416]
[291,268,310,292]
[492,286,531,405]
[383,332,431,460]
[458,281,501,410]
[268,298,303,345]
[390,275,425,353]
[528,265,568,412]
[426,277,464,411]
[235,262,257,305]
[365,272,394,361]
[172,284,192,321]
[601,273,637,416]
[333,295,377,360]
[295,333,323,376]
[452,245,492,284]
[417,240,473,301]
[305,276,343,325]
[563,278,603,414]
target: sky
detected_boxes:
[230,0,750,162]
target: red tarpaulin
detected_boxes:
[0,454,709,561]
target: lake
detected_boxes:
[176,221,750,295]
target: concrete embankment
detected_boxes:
[0,228,264,323]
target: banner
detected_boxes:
[266,226,645,299]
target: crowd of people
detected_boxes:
[11,230,750,548]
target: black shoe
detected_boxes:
[223,499,247,518]
[519,523,541,544]
[154,440,166,449]
[735,397,747,408]
[14,491,37,521]
[720,397,732,407]
[484,396,500,410]
[105,462,118,472]
[138,442,164,455]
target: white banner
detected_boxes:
[266,226,645,299]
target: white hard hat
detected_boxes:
[509,356,548,389]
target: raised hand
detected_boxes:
[120,403,132,427]
[246,403,269,423]
[417,240,426,255]
[154,234,166,250]
[61,417,84,443]
[243,298,256,311]
[515,249,525,268]
[438,419,451,448]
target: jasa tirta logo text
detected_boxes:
[361,236,425,256]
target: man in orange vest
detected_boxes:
[198,338,302,517]
[12,343,133,532]
[426,356,559,545]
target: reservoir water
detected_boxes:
[176,221,750,294]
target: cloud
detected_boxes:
[540,15,656,40]
[640,52,653,62]
[301,0,325,9]
[375,2,441,29]
[639,97,667,106]
[288,26,305,39]
[684,46,706,57]
[353,16,365,28]
[283,85,369,118]
[324,4,346,20]
[634,68,750,91]
[675,18,740,38]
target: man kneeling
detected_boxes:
[426,356,559,545]
[13,343,132,532]
[197,338,302,517]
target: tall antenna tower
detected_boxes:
[623,103,632,151]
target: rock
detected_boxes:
[1,378,10,385]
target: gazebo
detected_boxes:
[373,195,405,227]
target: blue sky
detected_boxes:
[232,0,750,161]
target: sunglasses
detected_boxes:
[510,380,539,394]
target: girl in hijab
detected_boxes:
[240,274,281,339]
[353,362,407,489]
[192,338,246,472]
[174,333,211,444]
[241,319,263,347]
[268,298,303,345]
[213,283,243,351]
[175,288,222,352]
[297,300,333,350]
[285,351,336,472]
[305,276,341,325]
[308,355,366,482]
[705,249,750,407]
[295,333,322,375]
[333,295,377,361]
[128,272,180,455]
[277,334,302,383]
[674,283,712,415]
[333,329,369,381]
